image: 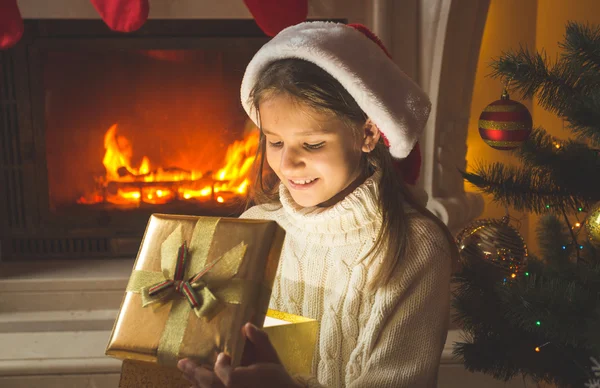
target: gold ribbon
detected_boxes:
[125,217,250,365]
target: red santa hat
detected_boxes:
[240,21,430,184]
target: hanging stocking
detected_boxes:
[90,0,150,32]
[243,0,308,37]
[0,0,24,49]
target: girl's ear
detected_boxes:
[361,118,382,152]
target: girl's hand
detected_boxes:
[177,322,302,388]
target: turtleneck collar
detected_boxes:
[276,171,382,245]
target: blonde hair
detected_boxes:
[246,58,458,291]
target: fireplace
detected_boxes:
[0,20,271,260]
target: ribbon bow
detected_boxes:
[141,241,219,319]
[132,220,248,320]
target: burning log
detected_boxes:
[116,166,197,181]
[105,176,232,204]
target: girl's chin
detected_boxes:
[290,194,321,208]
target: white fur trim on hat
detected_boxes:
[240,21,431,159]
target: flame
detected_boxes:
[78,123,258,206]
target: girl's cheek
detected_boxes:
[265,151,279,172]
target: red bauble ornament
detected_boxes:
[478,90,532,150]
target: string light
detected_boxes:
[579,245,584,250]
[574,222,581,228]
[578,207,583,212]
[511,273,517,279]
[536,321,541,326]
[534,342,551,352]
[562,245,567,250]
[525,272,529,276]
[546,204,551,209]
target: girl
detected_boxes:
[178,21,457,388]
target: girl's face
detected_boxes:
[259,94,368,207]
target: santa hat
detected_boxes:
[240,21,430,184]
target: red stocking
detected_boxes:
[90,0,149,32]
[243,0,308,37]
[0,0,24,49]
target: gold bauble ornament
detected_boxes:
[456,216,528,279]
[584,202,600,247]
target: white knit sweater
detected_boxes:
[240,173,452,387]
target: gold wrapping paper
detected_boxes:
[118,310,319,388]
[106,214,285,368]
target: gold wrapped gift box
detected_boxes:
[118,309,318,388]
[106,214,318,384]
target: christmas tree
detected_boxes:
[453,22,600,388]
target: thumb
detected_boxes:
[244,322,280,364]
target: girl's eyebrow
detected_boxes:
[262,128,332,136]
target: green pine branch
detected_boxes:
[513,128,600,202]
[496,273,600,352]
[561,22,600,80]
[463,163,587,214]
[536,214,573,268]
[453,259,600,386]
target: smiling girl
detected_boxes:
[178,21,457,388]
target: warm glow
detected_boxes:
[535,347,540,352]
[574,222,581,228]
[78,123,259,206]
[511,273,516,278]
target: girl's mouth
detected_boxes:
[288,178,319,190]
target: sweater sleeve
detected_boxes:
[295,216,452,388]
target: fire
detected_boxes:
[78,123,259,206]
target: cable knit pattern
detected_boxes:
[240,173,452,387]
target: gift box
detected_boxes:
[106,213,286,368]
[117,309,319,388]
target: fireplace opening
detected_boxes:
[0,20,272,260]
[44,49,258,213]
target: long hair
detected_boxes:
[245,58,457,291]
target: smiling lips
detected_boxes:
[288,177,319,190]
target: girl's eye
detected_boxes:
[268,141,283,148]
[304,142,325,150]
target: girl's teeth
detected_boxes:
[292,178,314,184]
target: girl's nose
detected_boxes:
[279,146,305,175]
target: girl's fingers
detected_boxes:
[244,323,281,364]
[214,353,234,386]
